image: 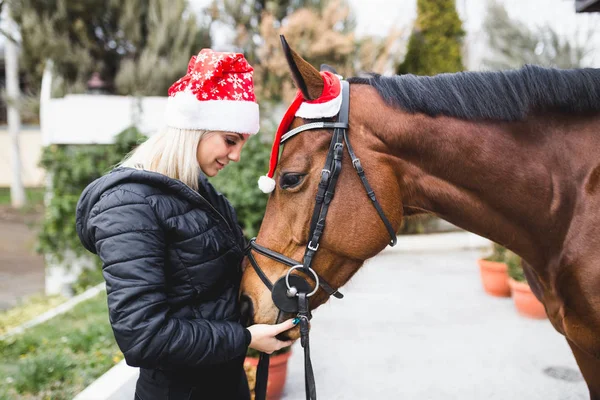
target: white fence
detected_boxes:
[40,94,167,145]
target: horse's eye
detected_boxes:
[280,173,305,189]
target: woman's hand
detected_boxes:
[247,319,297,354]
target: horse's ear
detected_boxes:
[280,35,323,100]
[320,64,337,74]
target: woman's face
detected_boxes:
[197,131,250,177]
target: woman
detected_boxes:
[76,49,295,400]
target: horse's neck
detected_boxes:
[377,111,586,266]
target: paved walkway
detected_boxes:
[0,209,45,310]
[282,244,587,399]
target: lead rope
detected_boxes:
[298,292,316,400]
[254,353,270,400]
[253,293,315,400]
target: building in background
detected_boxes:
[0,37,44,188]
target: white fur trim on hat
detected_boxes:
[258,175,276,193]
[295,91,343,119]
[165,91,260,134]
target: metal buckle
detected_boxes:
[334,143,343,160]
[285,265,320,297]
[308,241,319,251]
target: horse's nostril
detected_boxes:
[239,294,254,327]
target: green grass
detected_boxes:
[0,187,45,207]
[0,294,67,336]
[0,291,123,400]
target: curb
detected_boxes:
[74,360,139,400]
[0,282,106,341]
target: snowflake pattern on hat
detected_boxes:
[168,50,256,103]
[164,49,260,134]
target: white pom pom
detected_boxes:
[258,175,276,193]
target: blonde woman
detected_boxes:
[76,49,296,400]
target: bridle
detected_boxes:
[245,80,397,400]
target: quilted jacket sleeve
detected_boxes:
[91,188,249,369]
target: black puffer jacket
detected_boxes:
[76,168,250,399]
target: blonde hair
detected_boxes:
[120,127,208,190]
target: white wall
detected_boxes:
[0,95,168,188]
[0,126,44,187]
[41,95,167,145]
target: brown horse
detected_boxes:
[240,40,600,398]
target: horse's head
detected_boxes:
[240,37,403,336]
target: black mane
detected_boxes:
[347,65,600,121]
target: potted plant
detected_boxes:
[506,253,547,319]
[478,243,511,297]
[244,346,292,400]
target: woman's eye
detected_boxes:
[225,138,237,146]
[280,173,305,189]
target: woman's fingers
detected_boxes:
[247,319,299,353]
[272,318,297,335]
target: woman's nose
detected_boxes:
[228,149,241,162]
[228,142,244,162]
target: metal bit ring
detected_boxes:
[285,265,319,297]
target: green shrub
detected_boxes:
[71,266,104,295]
[484,243,526,282]
[397,0,465,75]
[13,349,76,394]
[506,251,526,282]
[484,243,507,263]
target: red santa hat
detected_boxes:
[258,71,342,193]
[165,49,259,134]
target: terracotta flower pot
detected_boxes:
[508,278,547,319]
[478,259,511,297]
[244,350,292,400]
